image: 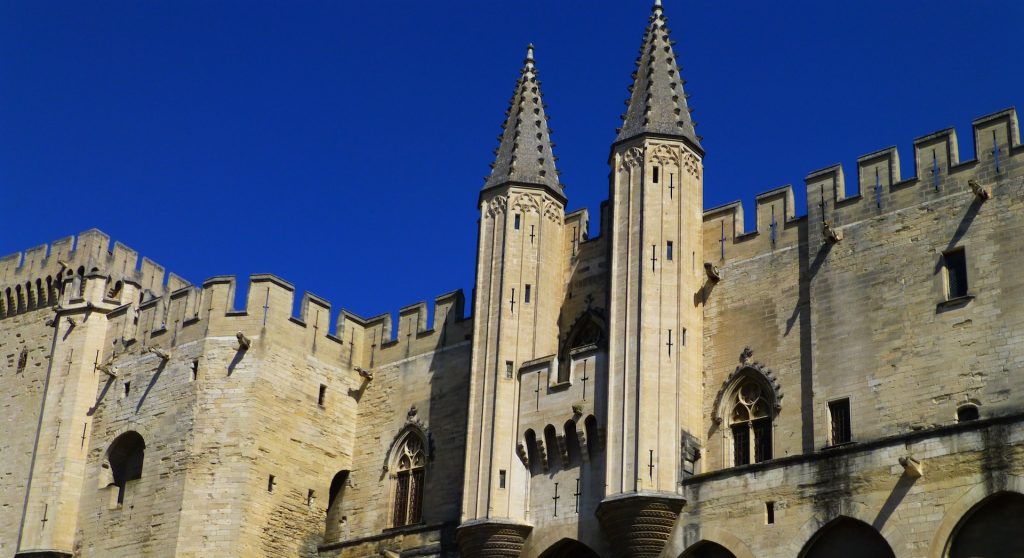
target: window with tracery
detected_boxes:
[391,434,425,528]
[729,378,772,466]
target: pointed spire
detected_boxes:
[483,43,564,198]
[616,1,701,151]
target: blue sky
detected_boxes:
[1,1,1021,322]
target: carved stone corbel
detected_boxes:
[516,442,530,468]
[555,434,569,467]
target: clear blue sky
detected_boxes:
[1,1,1021,322]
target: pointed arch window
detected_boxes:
[729,378,773,466]
[391,433,425,528]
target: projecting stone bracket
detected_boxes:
[516,442,530,468]
[456,518,533,558]
[596,492,686,558]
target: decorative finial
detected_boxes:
[653,0,663,10]
[525,43,535,64]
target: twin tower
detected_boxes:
[459,2,707,556]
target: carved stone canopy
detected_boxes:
[713,350,783,425]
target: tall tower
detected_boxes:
[597,2,706,556]
[458,45,567,556]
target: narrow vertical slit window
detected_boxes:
[268,474,276,492]
[944,249,968,299]
[191,359,199,381]
[666,241,674,261]
[505,361,514,379]
[514,214,521,230]
[828,398,852,445]
[318,384,327,407]
[652,166,660,183]
[499,470,507,489]
[307,489,316,507]
[766,501,775,524]
[524,284,531,303]
[123,381,131,398]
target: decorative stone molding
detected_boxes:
[535,437,549,472]
[486,195,508,217]
[649,144,680,168]
[683,151,701,180]
[712,347,783,425]
[555,434,569,467]
[597,493,686,558]
[576,427,590,464]
[619,146,645,170]
[456,519,533,558]
[510,192,543,214]
[542,198,563,224]
[516,442,529,468]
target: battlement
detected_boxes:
[0,229,185,319]
[806,107,1021,239]
[702,183,804,263]
[365,290,471,367]
[704,107,1022,264]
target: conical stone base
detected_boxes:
[456,519,532,558]
[596,492,685,558]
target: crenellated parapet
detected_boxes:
[702,184,803,264]
[349,289,471,369]
[0,229,184,319]
[704,107,1022,265]
[808,107,1020,243]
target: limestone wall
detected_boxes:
[0,308,52,557]
[668,416,1024,558]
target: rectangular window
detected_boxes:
[666,241,674,261]
[829,398,852,445]
[944,249,968,298]
[318,384,327,407]
[732,424,750,466]
[681,328,686,346]
[499,470,507,489]
[652,166,660,183]
[505,361,514,379]
[766,501,775,524]
[191,359,199,381]
[524,284,531,303]
[753,418,772,463]
[267,475,276,492]
[514,214,521,230]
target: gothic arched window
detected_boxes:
[558,310,605,383]
[729,378,772,466]
[391,433,425,528]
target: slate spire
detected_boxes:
[483,44,564,198]
[616,0,701,151]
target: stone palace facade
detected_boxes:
[2,2,1023,557]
